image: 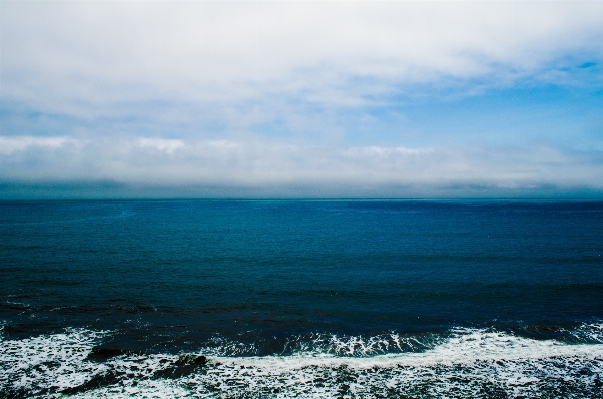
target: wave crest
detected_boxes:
[1,324,603,398]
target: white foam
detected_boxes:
[285,331,436,357]
[207,327,603,370]
[194,331,436,358]
[60,379,192,399]
[0,328,108,396]
[2,326,602,398]
[570,322,603,343]
[189,329,603,399]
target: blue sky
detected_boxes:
[1,1,602,198]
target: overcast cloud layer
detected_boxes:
[1,1,603,198]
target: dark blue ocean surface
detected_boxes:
[1,200,603,398]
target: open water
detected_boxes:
[1,199,602,398]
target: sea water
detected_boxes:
[1,199,602,398]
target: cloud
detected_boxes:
[0,136,80,155]
[136,138,184,154]
[1,135,602,197]
[2,1,602,118]
[1,1,602,197]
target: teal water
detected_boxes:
[1,200,603,398]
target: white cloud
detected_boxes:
[1,136,602,196]
[2,1,602,116]
[0,136,79,155]
[136,138,184,154]
[1,2,602,197]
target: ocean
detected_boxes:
[1,199,602,398]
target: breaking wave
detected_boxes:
[1,324,603,398]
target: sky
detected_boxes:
[1,1,602,198]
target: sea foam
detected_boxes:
[1,325,602,398]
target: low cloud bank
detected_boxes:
[1,136,602,198]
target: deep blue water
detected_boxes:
[1,199,603,398]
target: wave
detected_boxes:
[1,324,603,398]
